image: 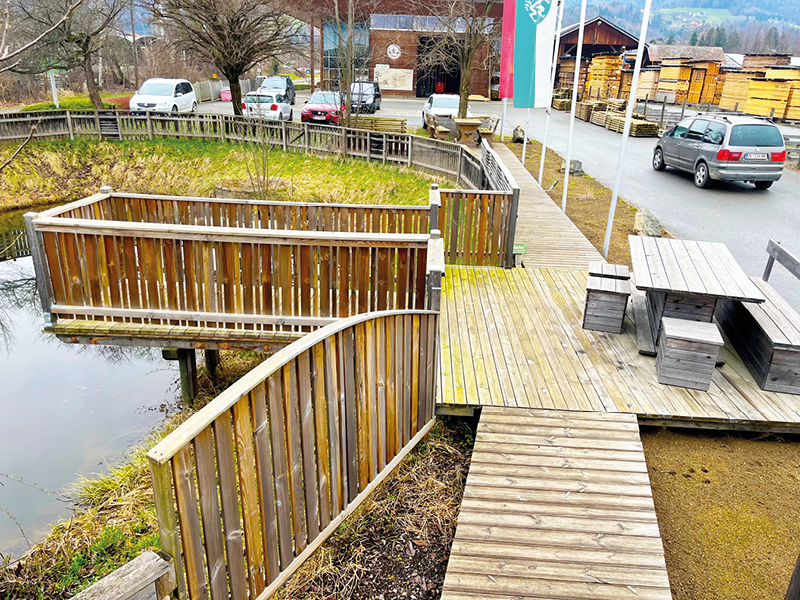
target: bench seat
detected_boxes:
[716,277,800,394]
[656,317,724,391]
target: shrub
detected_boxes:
[295,84,311,91]
[21,97,114,112]
[104,96,132,110]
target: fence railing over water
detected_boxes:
[0,229,29,261]
[147,309,439,599]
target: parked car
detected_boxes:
[130,78,197,114]
[652,114,786,189]
[241,91,292,120]
[258,75,296,105]
[421,94,471,128]
[350,81,381,114]
[300,91,345,125]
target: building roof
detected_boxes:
[559,16,638,46]
[647,44,725,63]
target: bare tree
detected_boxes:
[411,0,499,118]
[149,0,303,116]
[15,0,126,107]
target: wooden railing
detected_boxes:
[146,309,439,600]
[0,110,488,190]
[0,228,30,261]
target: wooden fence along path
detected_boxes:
[442,406,672,600]
[0,229,30,261]
[492,144,604,268]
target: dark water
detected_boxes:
[0,208,178,559]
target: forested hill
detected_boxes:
[562,0,800,53]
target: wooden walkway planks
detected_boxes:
[492,145,604,269]
[441,406,672,600]
[440,265,800,427]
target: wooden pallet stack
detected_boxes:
[590,109,610,127]
[552,90,572,111]
[557,57,588,94]
[744,78,794,117]
[636,68,660,100]
[620,70,633,99]
[765,66,800,120]
[685,61,721,104]
[655,58,692,103]
[586,55,623,99]
[742,54,791,69]
[605,115,659,136]
[718,70,765,111]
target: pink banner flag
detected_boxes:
[499,0,515,98]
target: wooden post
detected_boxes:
[66,110,74,140]
[644,94,648,121]
[281,120,288,151]
[304,122,310,153]
[680,97,687,120]
[770,108,776,118]
[504,187,520,268]
[457,146,464,186]
[429,183,440,233]
[163,348,198,405]
[23,212,54,324]
[734,102,739,113]
[407,135,413,166]
[341,126,347,157]
[146,111,153,140]
[94,110,101,140]
[204,349,221,379]
[382,132,387,164]
[219,114,227,142]
[426,229,444,312]
[659,98,666,129]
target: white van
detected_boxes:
[130,78,197,114]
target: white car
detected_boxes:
[422,94,472,128]
[241,91,293,120]
[130,78,197,114]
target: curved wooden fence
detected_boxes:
[147,310,439,600]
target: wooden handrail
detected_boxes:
[147,310,439,599]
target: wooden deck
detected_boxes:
[440,265,800,428]
[441,406,672,600]
[493,145,604,268]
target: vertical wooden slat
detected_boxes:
[396,248,409,310]
[366,319,379,480]
[477,194,489,266]
[448,193,461,264]
[403,314,413,445]
[250,382,280,585]
[322,338,341,518]
[312,343,332,528]
[194,428,229,600]
[386,316,397,460]
[297,351,321,540]
[395,314,405,448]
[376,318,387,471]
[149,459,187,600]
[414,247,427,310]
[319,245,331,317]
[377,247,389,310]
[283,361,308,552]
[425,314,437,421]
[411,315,421,436]
[172,446,208,600]
[212,414,249,600]
[232,399,266,596]
[42,232,67,305]
[342,328,359,502]
[261,244,273,316]
[354,322,370,491]
[242,243,254,327]
[267,374,294,569]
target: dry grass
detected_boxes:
[0,350,266,599]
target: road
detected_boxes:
[199,92,800,309]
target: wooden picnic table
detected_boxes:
[628,235,766,351]
[453,118,482,143]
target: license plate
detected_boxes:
[312,116,326,121]
[744,153,768,160]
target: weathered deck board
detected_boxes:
[440,265,800,427]
[492,145,604,269]
[441,406,672,600]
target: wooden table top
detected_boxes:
[628,235,766,303]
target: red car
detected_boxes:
[300,91,345,125]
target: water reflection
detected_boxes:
[0,210,178,558]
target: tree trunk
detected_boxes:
[459,66,472,118]
[229,77,243,116]
[83,53,103,109]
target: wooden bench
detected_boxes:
[656,317,724,391]
[351,115,407,134]
[716,240,800,394]
[71,550,174,600]
[583,263,631,333]
[426,114,453,140]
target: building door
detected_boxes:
[416,36,461,97]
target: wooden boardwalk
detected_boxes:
[493,145,604,269]
[440,265,800,427]
[441,406,672,600]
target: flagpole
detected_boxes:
[561,0,588,212]
[601,0,653,258]
[538,0,565,185]
[522,107,530,165]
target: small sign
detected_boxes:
[375,63,390,70]
[387,44,402,60]
[513,242,528,255]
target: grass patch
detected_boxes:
[505,140,659,267]
[20,97,114,112]
[276,416,475,599]
[0,139,443,214]
[0,350,267,599]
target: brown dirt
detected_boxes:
[277,416,476,600]
[503,140,673,267]
[640,427,800,600]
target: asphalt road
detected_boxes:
[199,93,800,309]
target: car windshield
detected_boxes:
[309,92,341,104]
[260,77,286,89]
[137,81,174,96]
[729,124,784,147]
[351,83,374,96]
[433,96,459,109]
[245,95,274,104]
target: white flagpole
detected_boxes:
[601,0,653,258]
[522,107,530,165]
[501,97,508,142]
[538,0,565,185]
[561,0,588,212]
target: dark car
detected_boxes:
[300,91,345,125]
[258,75,296,105]
[350,81,381,114]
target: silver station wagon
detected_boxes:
[652,114,786,189]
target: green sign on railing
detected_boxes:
[513,242,528,255]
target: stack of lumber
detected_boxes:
[743,54,791,69]
[586,55,622,99]
[590,109,610,127]
[605,98,627,113]
[552,97,571,111]
[765,66,800,120]
[718,70,765,111]
[714,69,729,105]
[576,99,607,121]
[685,61,720,104]
[656,58,692,103]
[636,68,660,100]
[557,58,588,93]
[620,70,633,99]
[605,115,659,137]
[744,78,793,117]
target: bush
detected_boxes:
[21,96,114,112]
[104,96,132,110]
[295,84,311,91]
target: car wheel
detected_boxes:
[652,147,666,171]
[191,102,197,113]
[754,181,773,190]
[422,113,427,129]
[694,162,710,188]
[171,105,179,114]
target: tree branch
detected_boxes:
[0,118,41,174]
[0,0,83,64]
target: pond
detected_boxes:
[0,207,178,560]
